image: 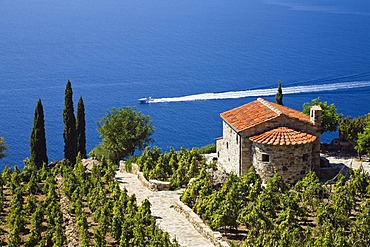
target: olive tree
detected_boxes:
[94,107,154,163]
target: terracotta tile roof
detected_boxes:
[220,98,312,132]
[249,127,317,145]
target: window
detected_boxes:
[226,142,229,149]
[262,154,270,162]
[236,135,238,144]
[303,154,309,162]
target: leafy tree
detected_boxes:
[339,115,370,157]
[339,115,367,146]
[63,80,77,165]
[30,99,48,168]
[275,80,283,105]
[303,97,342,133]
[76,96,87,158]
[356,123,370,157]
[0,137,7,159]
[95,106,154,163]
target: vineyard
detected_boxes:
[0,156,180,246]
[2,145,370,247]
[181,166,370,246]
[131,146,210,188]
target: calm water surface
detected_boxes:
[1,0,370,168]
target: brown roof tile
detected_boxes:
[249,127,317,145]
[220,98,312,132]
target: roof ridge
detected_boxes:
[257,97,283,115]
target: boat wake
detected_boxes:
[151,81,370,103]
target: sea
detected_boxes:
[1,0,370,169]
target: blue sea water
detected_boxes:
[1,0,370,168]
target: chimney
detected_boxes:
[310,105,322,126]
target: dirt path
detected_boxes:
[115,170,215,247]
[56,177,80,247]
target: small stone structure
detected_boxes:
[216,98,321,183]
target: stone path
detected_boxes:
[323,154,370,173]
[115,170,215,247]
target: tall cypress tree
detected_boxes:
[30,99,48,168]
[63,80,77,165]
[76,96,87,158]
[275,80,283,105]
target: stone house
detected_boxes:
[216,98,322,183]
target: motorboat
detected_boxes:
[139,97,154,104]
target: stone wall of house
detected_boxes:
[252,142,313,183]
[239,114,321,175]
[240,136,253,174]
[216,122,241,175]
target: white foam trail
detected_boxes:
[151,81,370,103]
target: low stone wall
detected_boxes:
[149,179,171,190]
[172,199,230,247]
[137,172,157,191]
[120,161,172,191]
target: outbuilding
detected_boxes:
[216,98,322,183]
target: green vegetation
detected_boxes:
[275,80,283,105]
[357,122,370,157]
[0,137,6,160]
[0,163,65,246]
[135,146,208,188]
[303,97,342,133]
[61,156,180,246]
[197,143,216,154]
[63,80,78,165]
[93,107,155,164]
[30,99,48,168]
[0,158,180,246]
[340,115,368,146]
[339,114,370,158]
[76,96,87,159]
[182,167,370,246]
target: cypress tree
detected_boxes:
[63,80,77,165]
[76,96,87,158]
[30,99,48,168]
[275,80,283,105]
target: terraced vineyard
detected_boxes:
[0,157,180,247]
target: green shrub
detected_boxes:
[197,144,216,154]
